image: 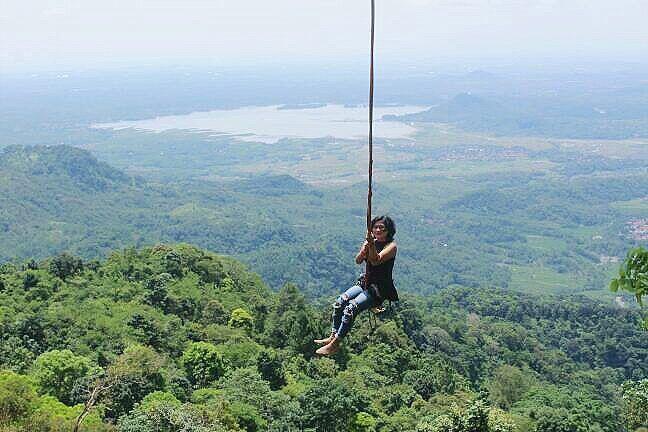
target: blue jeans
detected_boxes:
[332,284,379,339]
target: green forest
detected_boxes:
[1,67,647,431]
[0,244,646,431]
[1,142,646,301]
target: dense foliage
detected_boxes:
[611,247,648,305]
[1,66,647,431]
[1,144,645,302]
[0,244,645,431]
[611,247,648,328]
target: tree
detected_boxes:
[227,401,267,432]
[164,251,184,278]
[299,378,366,432]
[416,396,514,432]
[487,365,533,409]
[49,253,84,280]
[229,308,254,331]
[126,311,184,353]
[422,325,453,351]
[32,349,97,405]
[194,258,224,284]
[215,341,262,369]
[621,379,648,430]
[117,391,230,432]
[487,408,517,432]
[22,271,39,290]
[463,397,490,432]
[373,384,419,415]
[72,372,116,432]
[182,342,227,388]
[347,343,412,385]
[202,300,229,325]
[532,408,588,432]
[215,367,273,411]
[350,412,377,432]
[103,345,166,419]
[403,356,465,399]
[510,384,619,432]
[0,371,37,425]
[256,349,285,391]
[263,283,320,358]
[214,367,295,430]
[143,273,172,310]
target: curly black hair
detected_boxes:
[371,215,396,242]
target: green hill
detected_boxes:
[0,145,358,297]
[1,144,645,301]
[0,145,161,260]
[0,244,645,431]
[0,144,131,191]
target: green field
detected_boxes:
[508,264,583,294]
[612,197,648,215]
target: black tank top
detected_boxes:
[367,240,398,302]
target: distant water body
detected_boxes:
[93,104,426,143]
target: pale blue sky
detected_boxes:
[2,0,647,72]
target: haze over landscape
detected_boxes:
[2,0,648,72]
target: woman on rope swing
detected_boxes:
[314,215,399,356]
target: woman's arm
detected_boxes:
[365,235,397,266]
[355,241,369,264]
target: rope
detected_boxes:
[365,0,375,284]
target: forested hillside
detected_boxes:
[0,244,646,431]
[2,144,646,301]
[0,144,362,297]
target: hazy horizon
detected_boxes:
[2,0,647,73]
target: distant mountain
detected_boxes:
[391,91,648,139]
[389,92,513,124]
[0,144,131,191]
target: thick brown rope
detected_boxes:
[365,0,375,284]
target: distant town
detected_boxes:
[627,218,648,241]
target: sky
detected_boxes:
[1,0,647,72]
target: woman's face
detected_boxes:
[372,220,388,241]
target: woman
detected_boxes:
[314,215,398,356]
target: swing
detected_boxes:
[314,0,395,355]
[365,0,376,294]
[365,0,395,327]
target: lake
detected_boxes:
[93,104,426,143]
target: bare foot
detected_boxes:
[315,337,340,356]
[314,332,335,345]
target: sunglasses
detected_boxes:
[372,225,387,231]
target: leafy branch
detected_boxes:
[611,247,648,329]
[610,247,648,305]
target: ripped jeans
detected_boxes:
[332,284,379,339]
